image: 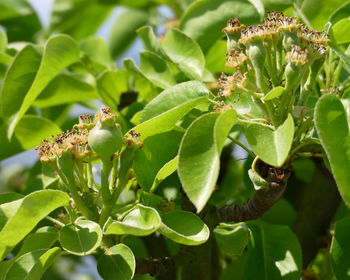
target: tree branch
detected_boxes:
[217,163,291,223]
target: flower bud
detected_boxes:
[285,45,309,92]
[74,114,95,130]
[246,41,268,92]
[222,18,245,51]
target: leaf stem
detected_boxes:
[227,135,255,158]
[56,167,97,221]
[45,216,65,228]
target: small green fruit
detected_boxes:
[88,121,123,158]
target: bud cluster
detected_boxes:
[218,12,329,125]
[37,108,123,163]
[36,129,89,163]
[36,107,143,222]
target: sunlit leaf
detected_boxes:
[315,94,350,207]
[134,131,183,191]
[178,109,237,212]
[330,217,350,280]
[97,244,135,280]
[104,205,161,236]
[245,114,294,167]
[161,28,205,80]
[5,247,61,280]
[158,211,210,245]
[179,0,261,53]
[2,35,80,138]
[132,81,210,140]
[59,219,102,256]
[0,190,69,260]
[244,223,302,280]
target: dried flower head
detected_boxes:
[222,18,246,34]
[218,70,256,97]
[285,45,310,66]
[36,129,89,162]
[225,50,249,68]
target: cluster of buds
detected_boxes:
[218,12,329,126]
[37,107,124,163]
[36,107,144,221]
[36,129,89,163]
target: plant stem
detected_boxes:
[227,135,255,158]
[45,216,65,228]
[109,156,119,190]
[56,167,97,220]
[332,59,343,89]
[237,119,274,129]
[99,157,113,226]
[86,153,95,190]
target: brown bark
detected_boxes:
[217,163,291,223]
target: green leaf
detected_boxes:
[139,51,176,89]
[123,58,158,95]
[133,81,210,140]
[214,223,249,255]
[330,217,350,280]
[0,134,25,160]
[80,36,112,68]
[263,87,284,101]
[178,109,237,212]
[0,199,23,231]
[158,211,210,245]
[315,94,350,207]
[0,190,70,260]
[332,18,350,44]
[33,73,98,108]
[261,0,291,12]
[104,205,161,236]
[96,69,129,110]
[328,33,350,73]
[5,247,61,280]
[59,219,102,256]
[0,193,23,204]
[328,1,350,25]
[97,244,135,280]
[50,0,112,40]
[0,29,7,52]
[1,45,41,136]
[0,52,12,64]
[1,114,61,160]
[41,163,59,189]
[245,114,294,167]
[2,35,80,138]
[137,26,168,60]
[134,131,183,191]
[0,0,41,42]
[14,115,62,150]
[179,0,261,53]
[150,156,179,193]
[161,28,205,80]
[17,226,58,257]
[0,226,59,280]
[109,8,148,59]
[205,40,232,73]
[301,0,345,30]
[244,223,302,280]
